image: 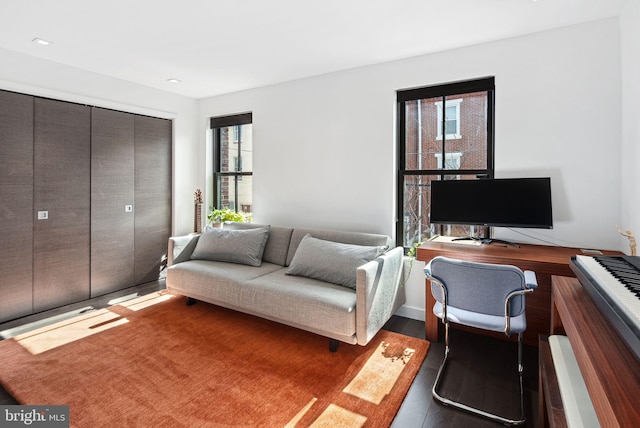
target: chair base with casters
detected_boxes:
[425,256,538,427]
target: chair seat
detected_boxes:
[433,302,527,334]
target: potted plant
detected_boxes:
[207,207,247,228]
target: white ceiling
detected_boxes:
[0,0,625,99]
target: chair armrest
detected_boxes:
[504,277,537,335]
[355,246,406,345]
[524,270,538,289]
[167,234,200,266]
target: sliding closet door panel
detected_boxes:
[33,98,91,312]
[134,116,172,285]
[91,108,135,297]
[0,91,34,322]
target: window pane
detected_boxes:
[446,92,488,170]
[402,175,437,248]
[445,105,457,120]
[404,97,443,171]
[406,94,488,171]
[401,174,490,247]
[220,124,252,173]
[444,119,457,135]
[436,175,489,239]
[216,175,253,219]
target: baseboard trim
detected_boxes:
[394,305,425,321]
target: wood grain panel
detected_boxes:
[33,98,91,312]
[552,276,640,427]
[417,241,622,346]
[0,90,34,322]
[134,115,172,285]
[538,335,568,428]
[91,108,135,297]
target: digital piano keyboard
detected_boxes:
[570,255,640,363]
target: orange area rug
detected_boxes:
[0,292,429,427]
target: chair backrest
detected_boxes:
[427,256,526,317]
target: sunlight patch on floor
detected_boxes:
[309,404,367,427]
[13,309,129,355]
[0,306,95,340]
[6,292,172,355]
[284,397,317,427]
[343,341,415,404]
[115,291,173,311]
[107,293,139,306]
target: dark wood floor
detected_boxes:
[384,316,539,427]
[0,284,539,427]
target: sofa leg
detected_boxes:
[186,297,196,306]
[329,339,339,352]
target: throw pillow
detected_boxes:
[191,227,270,267]
[286,234,387,289]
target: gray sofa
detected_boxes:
[166,223,406,350]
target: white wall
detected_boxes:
[620,0,640,255]
[0,17,627,321]
[199,19,623,319]
[199,71,398,235]
[0,48,200,236]
[199,19,622,249]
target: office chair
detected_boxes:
[424,256,538,426]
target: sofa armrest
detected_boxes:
[167,234,200,266]
[355,246,406,345]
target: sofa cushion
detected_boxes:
[286,234,386,289]
[190,227,270,266]
[224,222,293,266]
[241,269,357,338]
[286,228,392,266]
[166,260,283,306]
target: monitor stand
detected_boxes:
[451,236,520,248]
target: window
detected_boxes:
[435,99,462,140]
[434,152,462,170]
[396,77,495,250]
[211,112,253,217]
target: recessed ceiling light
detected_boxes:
[167,78,182,83]
[32,38,53,46]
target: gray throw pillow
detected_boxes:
[286,234,387,289]
[191,227,270,267]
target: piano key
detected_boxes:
[575,255,640,327]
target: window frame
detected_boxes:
[211,112,253,213]
[396,77,495,250]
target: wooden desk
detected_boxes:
[416,241,621,346]
[542,276,640,427]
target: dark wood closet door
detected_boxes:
[0,91,34,322]
[91,108,135,297]
[134,115,172,285]
[33,98,91,312]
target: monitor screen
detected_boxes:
[430,177,553,229]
